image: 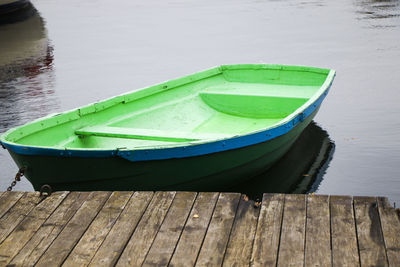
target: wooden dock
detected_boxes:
[0,191,399,266]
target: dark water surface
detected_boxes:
[1,0,399,203]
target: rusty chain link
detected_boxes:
[7,167,26,191]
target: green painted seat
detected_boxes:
[199,91,308,118]
[75,126,231,142]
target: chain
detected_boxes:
[7,167,26,191]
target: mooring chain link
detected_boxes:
[7,167,26,191]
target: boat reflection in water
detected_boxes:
[0,2,56,189]
[227,121,335,200]
[0,2,56,133]
[0,0,31,23]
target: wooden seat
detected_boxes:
[75,126,230,142]
[199,91,308,118]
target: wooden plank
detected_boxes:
[222,195,260,266]
[195,192,241,266]
[0,192,41,243]
[251,193,284,266]
[169,192,219,267]
[76,126,229,142]
[330,195,360,267]
[304,194,331,267]
[0,191,24,219]
[34,191,111,267]
[8,192,90,267]
[142,192,197,266]
[63,191,133,267]
[354,197,388,266]
[377,197,400,266]
[88,191,154,267]
[115,191,176,267]
[0,191,68,266]
[277,194,307,267]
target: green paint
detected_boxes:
[0,64,335,191]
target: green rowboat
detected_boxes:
[0,64,335,191]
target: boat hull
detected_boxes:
[9,107,318,192]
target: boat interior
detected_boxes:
[5,65,331,150]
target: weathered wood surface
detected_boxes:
[88,191,154,267]
[63,191,133,267]
[222,195,260,266]
[0,192,41,244]
[0,191,68,266]
[277,194,307,266]
[354,197,388,266]
[35,191,111,267]
[0,191,398,266]
[377,197,400,266]
[251,193,284,266]
[304,194,331,267]
[0,191,24,218]
[195,192,241,266]
[169,192,219,267]
[330,195,361,267]
[116,191,176,267]
[9,192,90,266]
[142,192,197,267]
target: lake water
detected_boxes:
[0,0,399,204]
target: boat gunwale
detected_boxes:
[0,64,335,162]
